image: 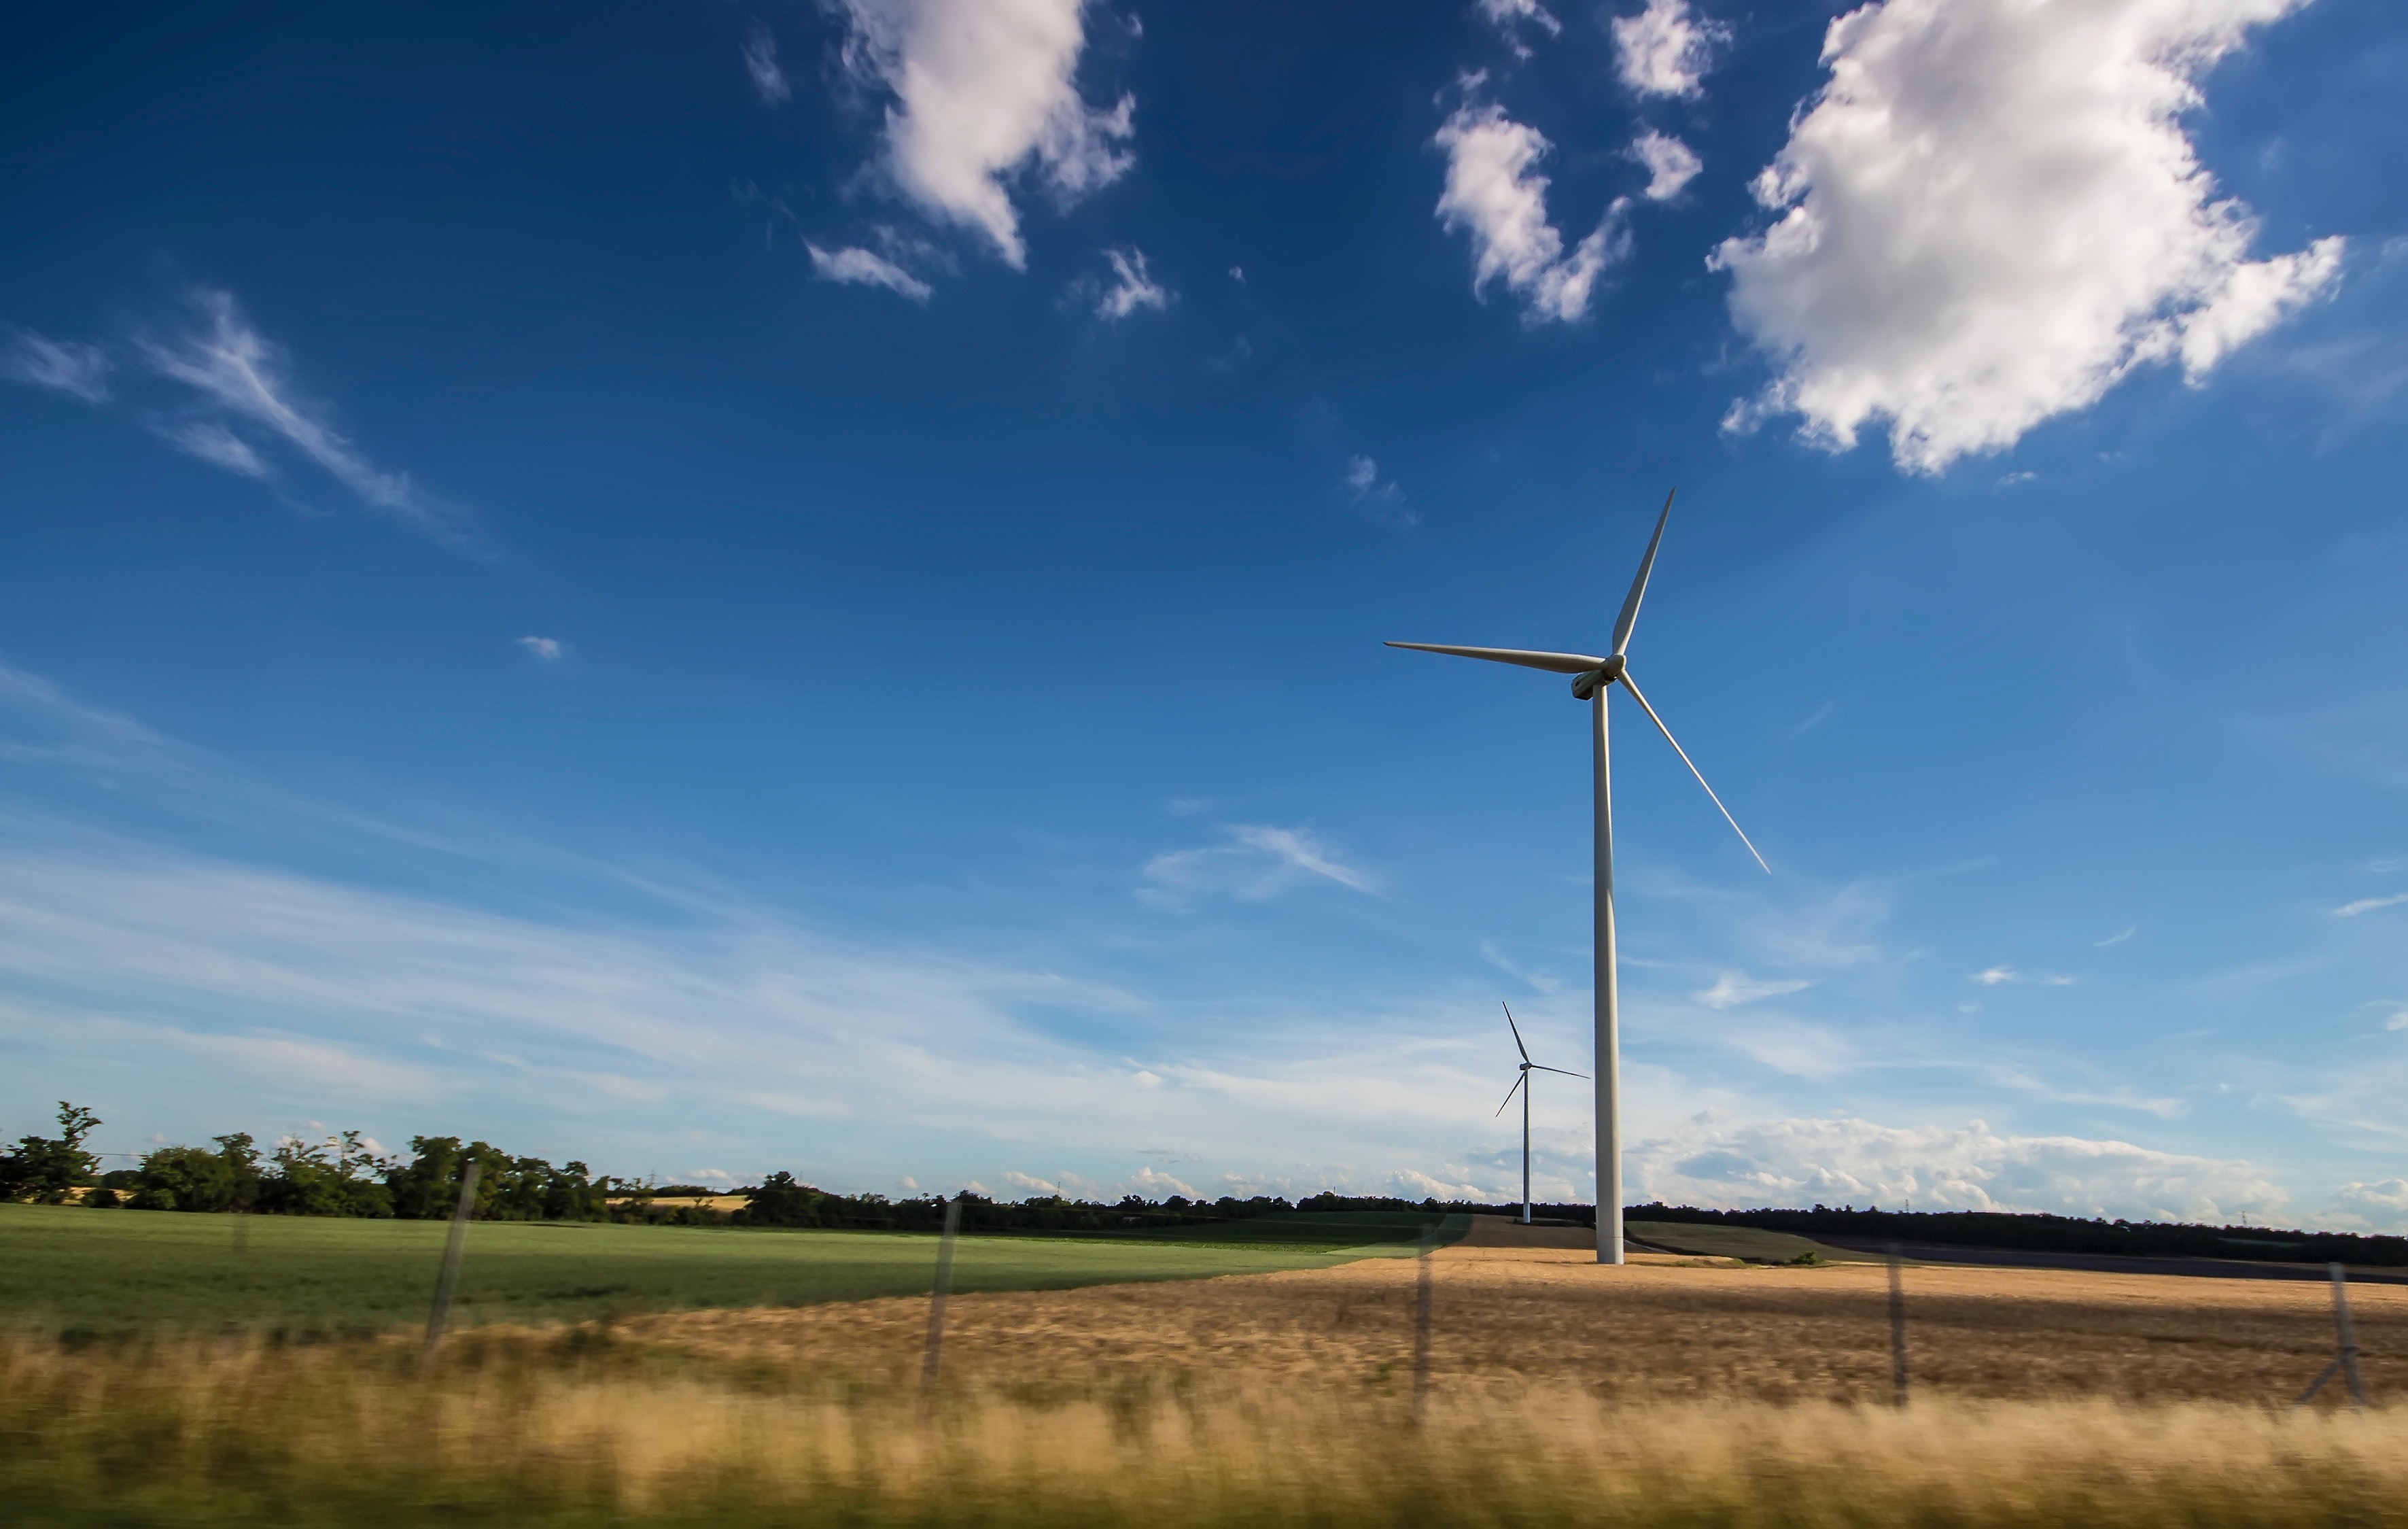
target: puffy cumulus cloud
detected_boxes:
[1478,0,1561,57]
[1434,96,1629,324]
[806,242,935,302]
[1631,129,1703,201]
[1611,0,1728,99]
[2324,1179,2408,1233]
[1140,824,1376,907]
[3,329,111,403]
[1715,0,2345,475]
[1630,1114,2288,1222]
[835,0,1134,268]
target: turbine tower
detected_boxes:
[1389,490,1767,1265]
[1495,1002,1587,1226]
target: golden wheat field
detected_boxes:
[9,1220,2405,1527]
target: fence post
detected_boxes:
[421,1161,483,1362]
[1887,1241,1909,1409]
[1412,1220,1435,1420]
[2296,1262,2369,1409]
[920,1195,963,1401]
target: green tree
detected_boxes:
[0,1103,103,1203]
[128,1133,262,1213]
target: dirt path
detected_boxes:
[626,1218,2405,1405]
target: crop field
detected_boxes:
[9,1212,2406,1527]
[0,1203,1447,1335]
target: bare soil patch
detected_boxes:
[629,1218,2405,1406]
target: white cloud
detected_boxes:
[741,20,790,105]
[1478,0,1561,56]
[835,0,1134,268]
[1141,824,1376,906]
[1610,0,1727,99]
[1633,1112,2287,1222]
[518,636,565,662]
[2335,893,2408,918]
[148,419,268,479]
[3,330,111,403]
[1695,972,1811,1010]
[806,242,935,302]
[1433,95,1628,324]
[2388,1012,2408,1033]
[1714,0,2344,475]
[2095,924,2139,947]
[2324,1178,2408,1233]
[1970,965,2075,986]
[138,288,471,546]
[1227,265,1244,284]
[1089,246,1168,321]
[1342,453,1402,504]
[1630,128,1702,201]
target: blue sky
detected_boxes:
[3,0,2405,1226]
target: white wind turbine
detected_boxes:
[1390,490,1768,1265]
[1495,1002,1586,1226]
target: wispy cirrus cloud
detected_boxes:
[1140,824,1375,908]
[518,636,565,662]
[1970,965,2076,987]
[2335,892,2408,918]
[740,19,790,105]
[133,289,471,547]
[1695,972,1811,1010]
[807,242,935,303]
[3,329,111,403]
[1079,247,1169,322]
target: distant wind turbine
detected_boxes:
[1389,489,1768,1265]
[1495,1003,1586,1226]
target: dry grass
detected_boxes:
[628,1230,2408,1406]
[5,1331,2406,1528]
[10,1226,2405,1526]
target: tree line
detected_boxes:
[0,1102,618,1222]
[1628,1201,2408,1269]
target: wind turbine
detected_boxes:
[1389,489,1768,1265]
[1495,1002,1587,1226]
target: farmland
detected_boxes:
[0,1203,1446,1335]
[5,1221,2406,1528]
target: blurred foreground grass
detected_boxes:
[0,1204,1441,1335]
[4,1330,2403,1528]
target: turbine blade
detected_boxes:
[1529,1065,1590,1079]
[1385,642,1605,676]
[1493,1073,1526,1117]
[1610,489,1675,658]
[1616,670,1771,873]
[1501,1001,1530,1063]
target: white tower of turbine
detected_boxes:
[1390,491,1768,1264]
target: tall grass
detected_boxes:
[5,1329,2403,1528]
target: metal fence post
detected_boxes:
[421,1161,482,1362]
[1412,1220,1435,1420]
[2296,1262,2369,1409]
[1887,1241,1909,1409]
[920,1195,963,1400]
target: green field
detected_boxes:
[0,1204,1458,1335]
[1624,1220,1880,1264]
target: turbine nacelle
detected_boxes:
[1570,654,1626,700]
